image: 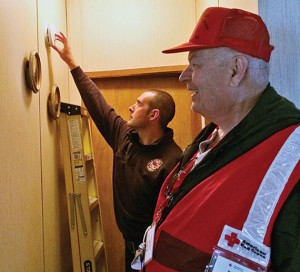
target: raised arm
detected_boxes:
[50,32,129,150]
[51,32,79,70]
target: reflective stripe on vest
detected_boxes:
[243,126,300,242]
[218,126,300,267]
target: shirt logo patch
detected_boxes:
[147,159,163,172]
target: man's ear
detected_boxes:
[229,55,249,87]
[149,109,160,121]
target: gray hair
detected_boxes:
[217,47,269,87]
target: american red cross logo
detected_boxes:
[225,232,240,247]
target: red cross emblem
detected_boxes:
[225,232,240,247]
[147,159,163,172]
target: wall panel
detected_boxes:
[259,0,300,108]
[198,0,257,15]
[218,0,257,13]
[0,0,43,270]
[68,0,197,71]
[0,0,73,271]
[38,0,73,271]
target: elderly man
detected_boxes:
[142,7,300,272]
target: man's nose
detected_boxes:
[129,105,134,113]
[179,66,191,82]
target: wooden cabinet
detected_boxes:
[0,2,43,270]
[0,0,76,271]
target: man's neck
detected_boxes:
[217,89,264,139]
[138,128,165,145]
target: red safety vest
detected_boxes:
[146,125,300,272]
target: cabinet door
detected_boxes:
[0,0,44,271]
[37,0,73,271]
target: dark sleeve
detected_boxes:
[70,66,130,150]
[270,181,300,272]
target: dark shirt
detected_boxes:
[71,67,182,242]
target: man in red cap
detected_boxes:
[141,7,300,272]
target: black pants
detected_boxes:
[125,240,140,272]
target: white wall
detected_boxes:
[259,0,300,108]
[197,0,257,16]
[67,0,198,71]
[67,0,260,72]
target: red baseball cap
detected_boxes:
[163,7,274,62]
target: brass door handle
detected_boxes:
[25,50,42,93]
[47,84,61,120]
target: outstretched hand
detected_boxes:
[51,32,79,70]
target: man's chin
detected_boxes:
[127,120,133,127]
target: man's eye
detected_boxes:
[191,63,200,69]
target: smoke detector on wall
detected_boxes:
[46,25,56,47]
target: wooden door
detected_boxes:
[0,0,44,270]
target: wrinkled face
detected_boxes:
[179,49,233,119]
[127,91,155,129]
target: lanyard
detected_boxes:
[156,128,219,224]
[165,151,199,196]
[155,151,199,224]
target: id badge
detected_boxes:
[131,223,156,270]
[205,224,269,272]
[143,222,156,265]
[205,247,266,272]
